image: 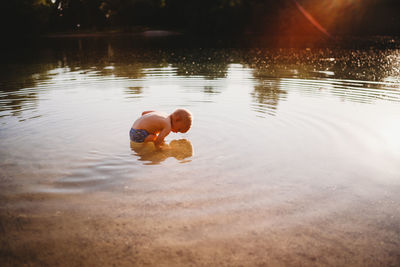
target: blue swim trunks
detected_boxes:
[130,128,149,143]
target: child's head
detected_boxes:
[171,108,192,133]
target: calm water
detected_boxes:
[1,37,400,266]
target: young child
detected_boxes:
[130,109,192,148]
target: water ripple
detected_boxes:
[1,47,400,198]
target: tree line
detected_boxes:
[2,0,399,38]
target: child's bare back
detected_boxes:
[130,109,192,147]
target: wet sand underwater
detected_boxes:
[1,159,400,266]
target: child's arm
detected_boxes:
[142,110,155,116]
[154,127,171,148]
[144,134,157,142]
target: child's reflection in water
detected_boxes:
[130,139,193,164]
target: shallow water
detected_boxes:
[1,37,400,266]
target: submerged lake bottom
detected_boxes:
[1,36,400,266]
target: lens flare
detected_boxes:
[293,0,332,38]
[280,0,365,41]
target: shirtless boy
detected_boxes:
[130,109,192,148]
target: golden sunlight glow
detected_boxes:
[284,0,363,39]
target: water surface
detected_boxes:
[1,37,400,266]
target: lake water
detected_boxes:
[1,36,400,266]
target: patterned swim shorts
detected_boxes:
[129,128,149,143]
